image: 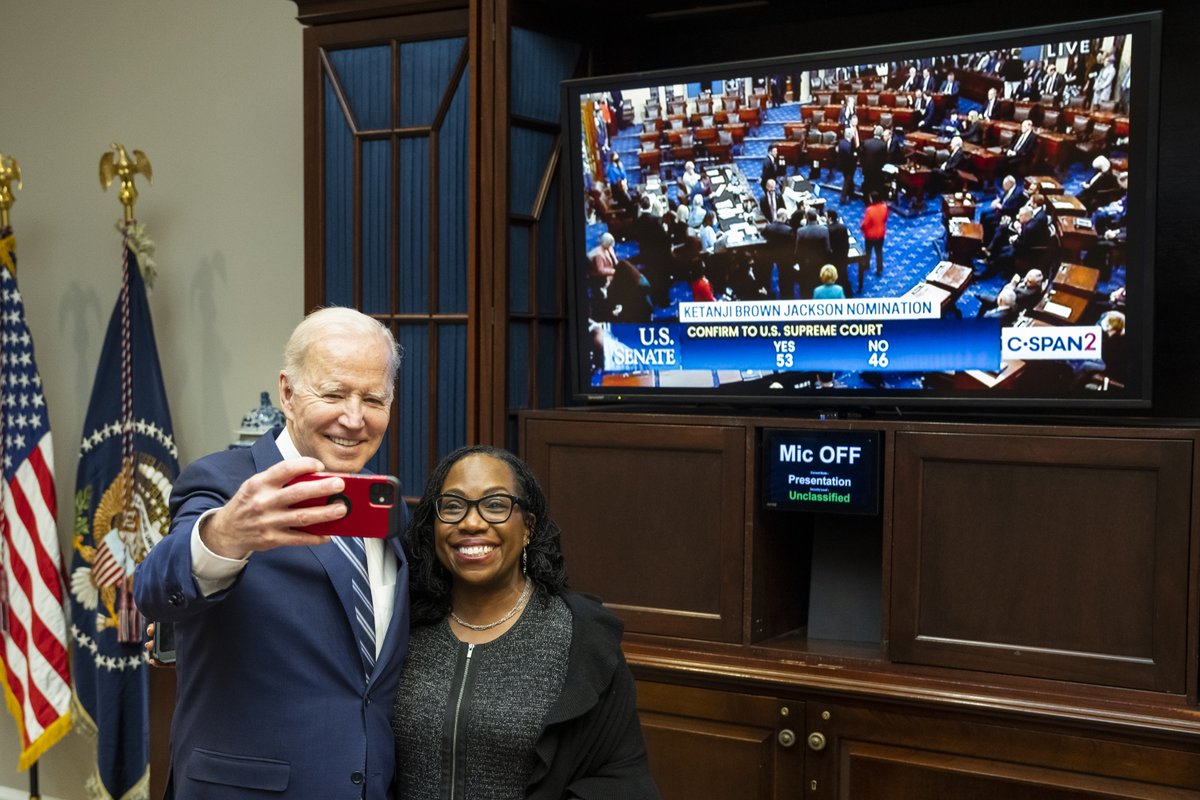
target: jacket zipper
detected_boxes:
[449,643,475,800]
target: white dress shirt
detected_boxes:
[189,428,397,656]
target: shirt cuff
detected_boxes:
[190,508,249,596]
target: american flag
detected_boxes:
[0,229,73,769]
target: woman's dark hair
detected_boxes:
[403,445,568,625]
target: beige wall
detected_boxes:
[1,1,304,796]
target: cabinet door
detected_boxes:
[803,700,1200,799]
[523,417,746,642]
[891,431,1193,692]
[637,681,803,800]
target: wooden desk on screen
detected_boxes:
[963,144,1002,185]
[901,281,955,315]
[1056,218,1099,263]
[1051,262,1100,297]
[1031,287,1091,324]
[896,165,930,210]
[926,260,975,297]
[942,193,977,222]
[1048,194,1088,218]
[947,220,984,266]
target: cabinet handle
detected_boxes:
[777,728,797,747]
[807,731,827,751]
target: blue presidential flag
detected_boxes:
[68,235,177,800]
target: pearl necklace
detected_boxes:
[449,578,533,631]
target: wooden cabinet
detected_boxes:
[637,682,803,800]
[805,700,1200,799]
[521,409,1200,799]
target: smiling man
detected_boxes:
[134,307,410,799]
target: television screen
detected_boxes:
[562,13,1159,410]
[762,428,882,515]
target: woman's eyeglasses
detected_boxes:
[435,493,524,524]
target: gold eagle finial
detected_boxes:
[0,151,21,229]
[99,143,152,223]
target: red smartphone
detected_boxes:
[287,472,401,538]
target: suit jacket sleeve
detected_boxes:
[134,446,257,622]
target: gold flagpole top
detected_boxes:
[0,151,21,230]
[99,143,152,224]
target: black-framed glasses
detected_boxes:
[435,493,523,524]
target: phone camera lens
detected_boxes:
[370,483,395,505]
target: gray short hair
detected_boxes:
[282,307,401,402]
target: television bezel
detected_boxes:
[560,12,1160,413]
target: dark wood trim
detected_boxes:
[302,26,324,312]
[292,0,468,27]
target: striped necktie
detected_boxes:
[333,536,375,677]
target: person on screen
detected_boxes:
[1076,155,1122,212]
[392,445,660,800]
[982,87,1001,120]
[690,257,716,302]
[761,143,786,188]
[1002,50,1025,98]
[1000,118,1037,178]
[1073,310,1127,389]
[687,193,708,229]
[589,232,618,285]
[669,201,691,246]
[836,128,858,204]
[919,66,937,94]
[793,209,831,299]
[135,308,409,799]
[680,160,704,199]
[981,283,1019,324]
[760,177,784,222]
[858,125,887,202]
[980,208,1047,279]
[940,70,960,111]
[925,135,966,201]
[825,209,853,297]
[838,94,859,132]
[761,208,797,295]
[1014,75,1039,101]
[859,191,889,293]
[699,210,726,253]
[1041,62,1066,102]
[898,65,919,92]
[914,89,937,132]
[1013,268,1047,314]
[813,264,846,299]
[605,151,634,212]
[604,259,654,323]
[959,110,983,145]
[883,126,905,166]
[728,251,771,300]
[980,174,1026,245]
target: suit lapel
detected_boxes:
[252,430,369,677]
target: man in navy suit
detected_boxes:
[1000,118,1038,178]
[135,307,409,799]
[980,174,1027,245]
[914,89,937,132]
[940,70,960,111]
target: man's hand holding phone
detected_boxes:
[199,458,348,559]
[286,471,400,539]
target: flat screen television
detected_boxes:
[562,13,1159,411]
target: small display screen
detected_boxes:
[762,429,881,515]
